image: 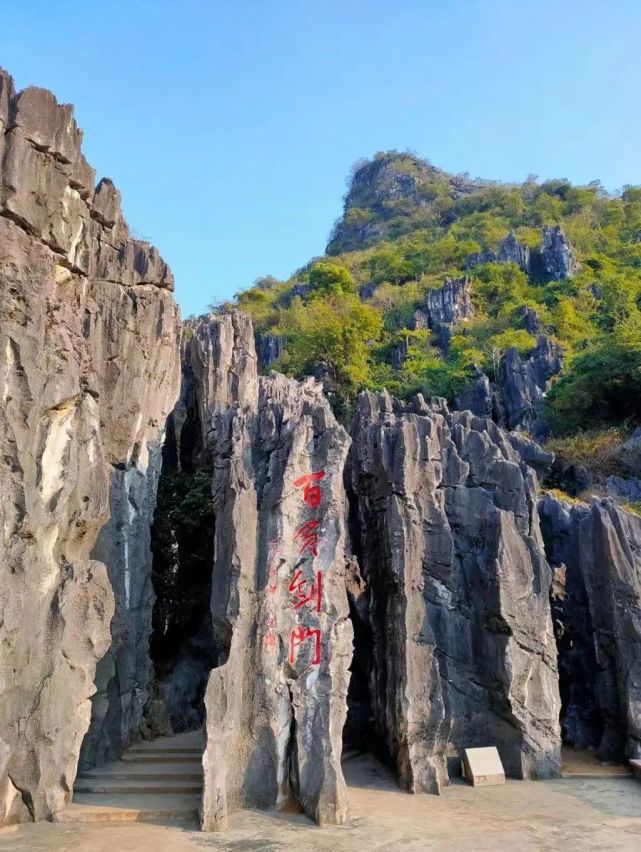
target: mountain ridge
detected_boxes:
[224,150,641,442]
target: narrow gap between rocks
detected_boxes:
[342,480,395,771]
[550,567,608,761]
[146,419,216,735]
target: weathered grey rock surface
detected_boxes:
[500,335,563,436]
[349,393,562,790]
[0,68,181,823]
[256,331,285,369]
[539,225,580,280]
[408,276,474,353]
[190,314,353,830]
[497,230,531,272]
[539,496,641,760]
[455,366,494,420]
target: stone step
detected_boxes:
[78,762,203,782]
[120,751,199,763]
[74,778,202,795]
[54,794,200,824]
[127,745,202,755]
[561,747,632,779]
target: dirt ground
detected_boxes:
[1,754,640,851]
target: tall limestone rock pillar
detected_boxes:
[0,69,181,823]
[190,313,353,830]
[540,496,641,761]
[350,393,561,789]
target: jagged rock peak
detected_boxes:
[466,225,578,281]
[349,390,561,791]
[188,312,352,830]
[0,67,173,288]
[501,335,564,437]
[327,151,479,253]
[540,225,580,280]
[425,275,474,327]
[497,230,530,271]
[189,310,258,421]
[256,331,285,369]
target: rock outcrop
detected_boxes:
[424,276,474,329]
[539,225,580,280]
[190,314,353,830]
[0,68,181,822]
[455,367,495,419]
[539,496,641,760]
[410,276,474,352]
[497,231,531,271]
[453,330,562,438]
[256,331,285,369]
[466,227,578,281]
[327,152,477,253]
[468,232,531,272]
[349,392,562,790]
[500,336,563,436]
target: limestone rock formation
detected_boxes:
[349,392,562,790]
[256,331,285,369]
[465,246,497,269]
[390,335,411,369]
[0,68,181,822]
[497,230,530,272]
[607,476,641,501]
[539,225,580,280]
[454,366,494,419]
[410,276,474,352]
[517,305,542,334]
[467,231,531,273]
[466,226,578,282]
[539,496,641,760]
[327,153,477,253]
[425,276,474,329]
[500,335,563,436]
[190,314,353,830]
[453,332,562,438]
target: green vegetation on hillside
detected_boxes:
[220,152,641,434]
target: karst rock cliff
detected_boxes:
[0,69,181,823]
[181,312,562,829]
[4,68,641,837]
[540,496,641,762]
[184,313,353,830]
[349,393,561,789]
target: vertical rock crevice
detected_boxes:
[145,333,217,736]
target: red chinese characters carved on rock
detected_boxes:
[293,470,325,509]
[288,568,323,612]
[287,470,327,668]
[288,626,321,666]
[294,519,320,557]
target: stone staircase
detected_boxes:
[54,730,203,824]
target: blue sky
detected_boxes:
[2,1,641,316]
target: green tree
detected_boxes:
[277,293,383,392]
[546,330,641,433]
[307,260,356,297]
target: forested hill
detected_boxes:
[220,150,641,441]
